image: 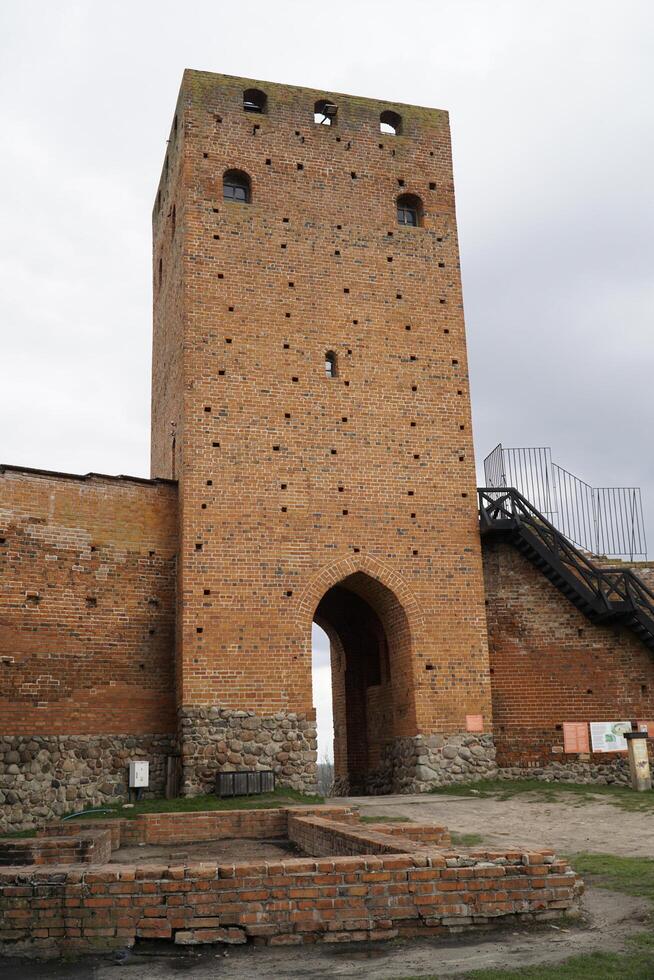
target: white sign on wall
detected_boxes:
[589,721,631,753]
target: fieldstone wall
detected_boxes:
[179,707,318,796]
[385,733,497,793]
[0,734,175,833]
[332,733,497,796]
[498,758,631,785]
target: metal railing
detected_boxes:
[479,487,654,620]
[483,444,647,560]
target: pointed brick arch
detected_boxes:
[300,556,425,792]
[296,553,425,633]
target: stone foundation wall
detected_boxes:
[385,733,497,793]
[331,733,497,796]
[179,707,317,796]
[498,758,631,786]
[0,734,175,833]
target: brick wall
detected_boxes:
[287,814,450,857]
[0,466,177,734]
[0,829,111,866]
[150,70,492,794]
[36,806,358,850]
[370,822,452,846]
[138,805,357,845]
[0,466,178,831]
[483,540,654,776]
[0,847,581,955]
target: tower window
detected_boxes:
[314,99,337,126]
[243,89,267,113]
[380,110,402,135]
[325,351,337,378]
[223,169,251,203]
[397,193,423,227]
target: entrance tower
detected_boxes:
[151,71,494,794]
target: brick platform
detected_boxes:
[0,806,582,956]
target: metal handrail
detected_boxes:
[483,444,647,560]
[479,487,654,633]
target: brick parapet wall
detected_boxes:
[0,847,582,956]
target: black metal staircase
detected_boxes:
[479,487,654,653]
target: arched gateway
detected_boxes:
[314,570,416,794]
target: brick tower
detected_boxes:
[151,71,495,795]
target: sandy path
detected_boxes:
[338,790,654,858]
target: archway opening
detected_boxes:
[311,622,334,794]
[311,571,414,795]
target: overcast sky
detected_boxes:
[2,1,653,760]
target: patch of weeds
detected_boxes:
[461,947,654,978]
[450,831,485,846]
[571,853,654,903]
[61,786,324,821]
[0,829,38,839]
[429,778,654,812]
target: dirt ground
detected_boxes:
[112,837,300,864]
[2,790,653,979]
[348,790,654,858]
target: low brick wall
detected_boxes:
[288,815,450,857]
[0,847,581,955]
[0,807,583,955]
[138,806,357,845]
[367,823,451,846]
[35,806,358,852]
[38,820,125,850]
[0,830,111,867]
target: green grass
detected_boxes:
[428,778,654,812]
[571,853,654,903]
[450,831,485,846]
[0,828,38,839]
[60,785,324,821]
[398,853,654,980]
[359,814,410,824]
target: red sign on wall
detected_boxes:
[563,722,590,754]
[466,714,484,733]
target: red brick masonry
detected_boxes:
[0,807,582,956]
[0,830,111,868]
